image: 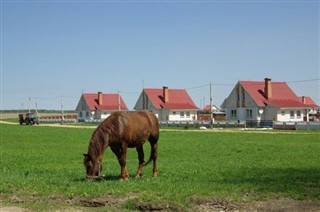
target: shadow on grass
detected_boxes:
[218,167,320,198]
[74,175,120,182]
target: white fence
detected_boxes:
[161,121,320,130]
[274,121,320,130]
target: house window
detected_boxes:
[79,111,83,117]
[231,110,237,118]
[186,112,190,118]
[281,111,285,116]
[297,111,301,118]
[86,111,89,118]
[290,111,295,119]
[246,109,253,118]
[180,112,185,118]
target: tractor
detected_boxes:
[19,113,39,125]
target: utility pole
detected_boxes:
[210,82,213,128]
[34,102,40,118]
[28,97,31,113]
[61,95,64,124]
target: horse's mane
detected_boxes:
[87,113,123,160]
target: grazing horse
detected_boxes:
[83,111,159,181]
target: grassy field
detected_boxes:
[0,124,320,211]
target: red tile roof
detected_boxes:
[299,96,319,108]
[83,93,128,111]
[265,99,308,108]
[144,88,198,110]
[203,105,218,111]
[240,80,317,108]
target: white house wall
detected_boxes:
[133,93,143,110]
[134,92,197,121]
[148,109,197,121]
[95,110,113,120]
[78,110,94,121]
[224,83,261,122]
[166,110,197,121]
[75,95,90,111]
[223,84,238,121]
[276,109,306,122]
[76,96,93,121]
[134,92,155,111]
[264,106,277,121]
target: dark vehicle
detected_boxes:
[19,113,39,125]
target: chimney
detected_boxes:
[302,96,306,104]
[98,92,103,105]
[163,86,169,103]
[264,78,272,99]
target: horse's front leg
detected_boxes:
[111,144,129,181]
[119,143,129,181]
[135,145,144,177]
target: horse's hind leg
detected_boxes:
[150,141,158,177]
[135,145,144,177]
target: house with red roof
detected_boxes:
[75,92,128,121]
[221,78,318,123]
[134,86,199,121]
[198,105,226,121]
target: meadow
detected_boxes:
[0,123,319,211]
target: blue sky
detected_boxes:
[1,1,319,110]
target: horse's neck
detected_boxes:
[89,130,109,160]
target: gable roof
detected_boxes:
[83,93,128,111]
[239,80,317,108]
[144,88,198,110]
[203,105,219,111]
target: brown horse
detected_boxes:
[83,111,159,181]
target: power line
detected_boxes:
[119,90,140,94]
[186,83,235,90]
[185,84,209,90]
[286,79,320,84]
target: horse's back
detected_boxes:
[128,111,159,133]
[110,111,159,140]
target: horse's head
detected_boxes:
[83,154,102,180]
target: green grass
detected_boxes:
[0,124,319,211]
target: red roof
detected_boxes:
[203,105,218,111]
[83,93,128,111]
[299,96,319,108]
[240,80,316,108]
[265,99,308,108]
[144,88,198,110]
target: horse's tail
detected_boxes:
[143,154,152,166]
[144,139,157,167]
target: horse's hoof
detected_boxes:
[120,177,129,181]
[135,173,143,178]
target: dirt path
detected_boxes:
[1,120,318,135]
[0,121,96,129]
